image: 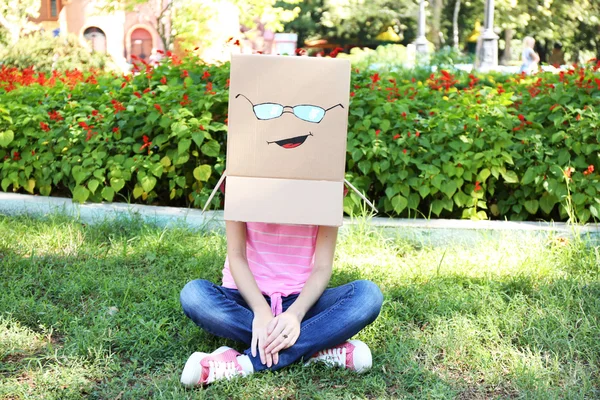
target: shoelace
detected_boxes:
[315,347,346,367]
[206,360,240,383]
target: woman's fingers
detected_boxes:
[258,334,267,364]
[251,334,257,358]
[266,317,279,336]
[270,331,298,354]
[266,323,286,345]
[273,351,279,365]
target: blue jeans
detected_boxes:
[180,279,383,372]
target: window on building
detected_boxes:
[50,0,58,17]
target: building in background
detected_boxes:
[31,0,165,71]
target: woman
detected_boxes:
[179,221,383,386]
[519,36,540,75]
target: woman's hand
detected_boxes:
[252,311,276,367]
[264,311,301,363]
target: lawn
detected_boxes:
[1,213,599,399]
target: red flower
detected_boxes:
[225,79,230,89]
[518,114,525,122]
[407,131,411,137]
[234,39,241,46]
[202,71,211,80]
[143,87,151,94]
[464,124,467,130]
[48,110,63,121]
[79,121,89,129]
[375,129,381,136]
[154,104,163,114]
[40,122,50,132]
[350,92,355,97]
[393,134,401,140]
[415,130,420,137]
[549,103,560,111]
[180,93,191,106]
[181,70,189,78]
[121,82,127,89]
[474,181,482,192]
[429,111,435,116]
[13,151,20,161]
[576,114,581,121]
[133,91,142,98]
[371,73,380,84]
[205,81,215,95]
[160,76,167,85]
[110,99,126,113]
[31,150,35,156]
[403,149,407,154]
[401,112,407,119]
[92,110,99,116]
[140,135,152,153]
[113,127,119,133]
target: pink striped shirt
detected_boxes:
[222,222,319,316]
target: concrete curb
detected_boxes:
[1,192,598,246]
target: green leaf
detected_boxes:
[521,167,537,185]
[160,156,171,167]
[540,194,558,214]
[418,185,430,198]
[440,180,458,198]
[101,186,115,202]
[193,165,212,182]
[191,132,205,148]
[87,179,99,194]
[73,185,90,203]
[590,204,599,219]
[478,168,491,182]
[141,175,157,193]
[407,192,420,210]
[572,193,586,206]
[381,119,390,132]
[150,163,164,178]
[358,160,371,175]
[431,199,444,216]
[391,195,408,214]
[0,130,14,147]
[178,138,192,154]
[110,177,125,192]
[501,170,519,183]
[201,140,220,157]
[133,185,144,199]
[524,199,539,214]
[25,179,35,194]
[1,177,11,191]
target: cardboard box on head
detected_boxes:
[204,54,376,226]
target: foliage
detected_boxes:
[0,32,117,74]
[1,214,600,397]
[1,53,600,222]
[96,0,300,51]
[281,0,417,47]
[0,0,40,45]
[337,45,412,70]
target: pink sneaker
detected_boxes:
[180,346,253,387]
[307,339,372,373]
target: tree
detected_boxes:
[96,0,300,51]
[0,0,41,45]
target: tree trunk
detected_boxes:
[500,28,513,65]
[452,0,461,49]
[431,0,443,49]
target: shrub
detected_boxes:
[0,53,599,222]
[0,32,117,74]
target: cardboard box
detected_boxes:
[205,54,374,226]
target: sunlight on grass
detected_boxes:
[1,213,599,399]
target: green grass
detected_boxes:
[1,213,599,399]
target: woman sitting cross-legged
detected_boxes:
[179,221,383,386]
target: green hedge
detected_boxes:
[1,53,599,222]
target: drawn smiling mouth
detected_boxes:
[267,133,313,149]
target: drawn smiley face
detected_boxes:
[235,94,343,149]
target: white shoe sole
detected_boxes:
[180,346,234,387]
